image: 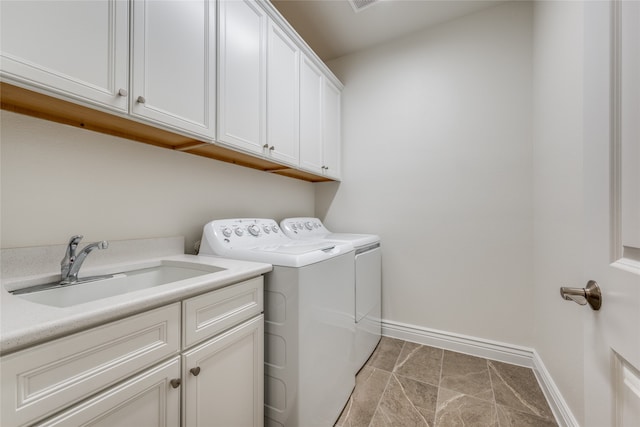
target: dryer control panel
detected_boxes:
[280,217,327,237]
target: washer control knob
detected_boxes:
[272,225,280,233]
[248,224,260,236]
[221,227,232,238]
[305,221,313,230]
[262,225,271,234]
[234,228,244,237]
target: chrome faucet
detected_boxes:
[60,235,109,285]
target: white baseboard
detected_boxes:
[531,349,581,427]
[381,319,579,427]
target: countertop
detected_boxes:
[0,254,272,355]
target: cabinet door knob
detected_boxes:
[269,146,275,151]
[263,144,269,149]
[137,96,146,104]
[169,378,181,388]
[118,88,128,97]
[190,367,201,376]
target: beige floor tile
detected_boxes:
[334,340,558,427]
[440,351,494,402]
[393,342,443,387]
[488,360,555,420]
[496,404,558,427]
[434,388,498,427]
[366,337,404,372]
[336,366,391,427]
[369,374,437,427]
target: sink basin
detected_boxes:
[13,262,225,307]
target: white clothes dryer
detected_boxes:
[280,218,381,373]
[199,218,355,427]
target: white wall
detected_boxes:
[531,1,584,424]
[0,111,315,251]
[319,1,534,346]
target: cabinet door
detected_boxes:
[183,315,264,427]
[299,55,324,174]
[0,0,128,112]
[323,79,342,180]
[266,21,299,167]
[36,358,181,427]
[131,0,215,138]
[0,303,180,427]
[217,0,267,154]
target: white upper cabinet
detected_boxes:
[0,0,129,112]
[299,54,342,180]
[1,0,342,181]
[299,55,324,174]
[323,78,342,180]
[217,0,267,154]
[131,0,216,139]
[266,20,300,167]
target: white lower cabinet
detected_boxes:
[36,357,181,427]
[183,315,264,427]
[0,277,264,427]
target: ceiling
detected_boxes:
[271,0,506,62]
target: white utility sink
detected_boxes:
[14,261,225,307]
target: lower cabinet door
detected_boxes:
[183,315,264,427]
[36,357,181,427]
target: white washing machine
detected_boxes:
[280,217,381,373]
[199,218,355,427]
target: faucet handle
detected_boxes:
[66,235,83,258]
[61,235,83,276]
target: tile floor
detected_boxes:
[336,337,558,427]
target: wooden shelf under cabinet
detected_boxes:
[0,82,332,183]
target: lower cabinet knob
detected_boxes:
[118,88,128,97]
[190,367,201,376]
[170,378,181,388]
[137,96,146,104]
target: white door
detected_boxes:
[583,1,640,426]
[322,78,342,180]
[130,0,216,138]
[35,358,181,427]
[299,55,324,174]
[266,20,299,166]
[182,315,263,427]
[0,0,129,112]
[217,0,267,154]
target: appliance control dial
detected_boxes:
[248,224,260,236]
[221,227,232,238]
[234,228,244,237]
[262,225,271,234]
[305,221,313,230]
[272,225,280,233]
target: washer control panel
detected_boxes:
[200,218,288,254]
